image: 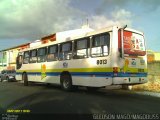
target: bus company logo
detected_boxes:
[41,64,46,79]
[63,62,68,68]
[131,61,136,65]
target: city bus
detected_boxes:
[16,25,147,91]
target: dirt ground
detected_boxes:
[133,74,160,92]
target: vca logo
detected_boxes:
[63,62,68,68]
[131,61,136,65]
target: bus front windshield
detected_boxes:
[123,30,146,56]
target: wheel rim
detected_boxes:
[63,79,70,89]
[23,73,28,86]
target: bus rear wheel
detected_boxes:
[61,74,72,91]
[122,85,132,90]
[22,73,28,86]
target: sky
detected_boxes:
[0,0,160,52]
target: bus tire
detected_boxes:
[60,74,72,91]
[22,73,28,86]
[122,85,132,90]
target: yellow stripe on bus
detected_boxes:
[16,67,113,73]
[16,67,147,73]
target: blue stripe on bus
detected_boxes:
[16,72,147,77]
[118,72,147,77]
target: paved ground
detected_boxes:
[0,81,160,119]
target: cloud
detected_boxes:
[90,9,133,29]
[95,0,130,15]
[0,0,134,41]
[111,9,132,27]
[95,0,160,15]
[112,9,132,20]
[0,0,83,40]
[139,0,160,11]
[89,15,117,29]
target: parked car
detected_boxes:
[0,70,16,82]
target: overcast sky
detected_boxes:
[0,0,160,51]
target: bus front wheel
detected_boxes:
[60,74,72,91]
[22,73,28,86]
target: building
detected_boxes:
[147,50,160,63]
[0,43,30,71]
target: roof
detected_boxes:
[0,43,30,52]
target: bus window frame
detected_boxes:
[37,47,47,63]
[73,37,90,59]
[23,51,30,64]
[59,42,72,60]
[29,49,37,63]
[47,44,58,62]
[91,32,110,57]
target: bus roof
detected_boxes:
[19,25,144,52]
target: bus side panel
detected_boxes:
[16,74,22,81]
[69,57,112,87]
[72,76,112,87]
[36,75,60,84]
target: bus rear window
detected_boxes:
[118,30,146,56]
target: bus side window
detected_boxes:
[59,42,72,60]
[30,49,37,63]
[37,47,47,63]
[73,38,89,59]
[47,45,58,61]
[16,54,23,69]
[23,51,30,64]
[91,33,110,57]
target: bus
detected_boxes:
[16,25,147,91]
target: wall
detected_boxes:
[147,62,160,83]
[0,51,7,71]
[133,62,160,92]
[148,62,160,75]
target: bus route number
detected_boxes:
[97,59,107,65]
